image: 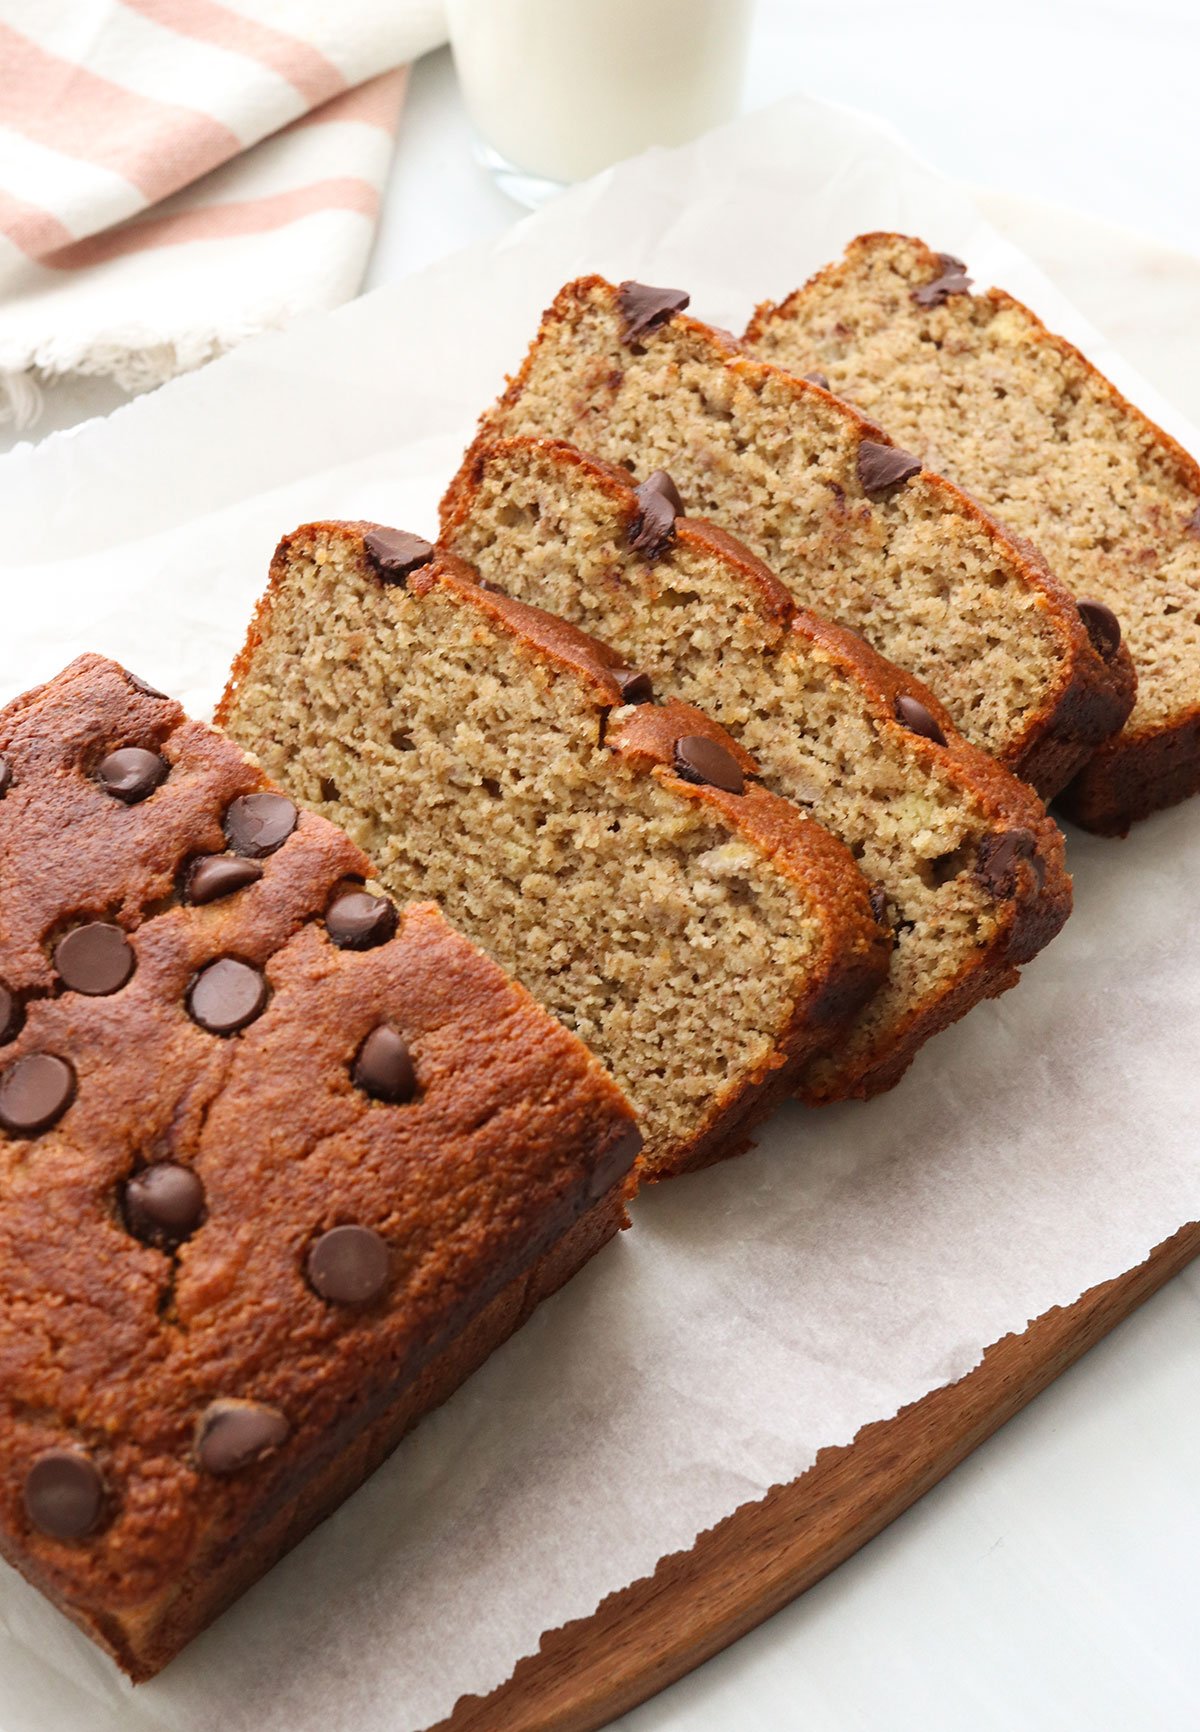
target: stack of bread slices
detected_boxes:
[223,242,1200,1180]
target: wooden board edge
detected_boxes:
[436,1220,1200,1732]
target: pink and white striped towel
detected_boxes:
[0,1,449,423]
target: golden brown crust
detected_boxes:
[439,436,1070,1102]
[0,657,639,1678]
[441,274,1132,799]
[750,232,1194,832]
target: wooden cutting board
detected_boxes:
[433,206,1200,1732]
[435,1223,1200,1732]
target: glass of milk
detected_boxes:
[447,0,754,206]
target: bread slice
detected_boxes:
[441,436,1072,1102]
[441,274,1134,801]
[746,232,1200,833]
[217,525,890,1176]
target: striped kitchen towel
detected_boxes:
[0,1,449,425]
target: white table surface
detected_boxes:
[3,6,1199,1727]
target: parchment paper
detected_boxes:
[1,94,1197,1732]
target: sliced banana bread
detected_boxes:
[746,232,1200,833]
[441,275,1134,800]
[442,437,1071,1102]
[217,525,890,1176]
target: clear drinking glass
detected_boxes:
[447,0,754,207]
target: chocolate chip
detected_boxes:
[223,791,297,858]
[894,693,948,746]
[0,1053,75,1135]
[185,854,264,905]
[352,1026,416,1103]
[24,1450,105,1540]
[195,1400,289,1475]
[0,982,19,1045]
[976,827,1043,898]
[97,746,168,804]
[617,280,690,343]
[672,734,746,795]
[0,757,11,798]
[187,958,268,1035]
[641,469,684,515]
[122,667,167,700]
[913,258,973,308]
[1187,504,1200,536]
[363,528,435,583]
[858,441,922,498]
[629,469,684,558]
[307,1225,390,1306]
[325,888,398,951]
[586,1119,643,1201]
[54,923,135,996]
[123,1164,206,1248]
[1077,597,1122,658]
[613,667,655,705]
[802,371,831,391]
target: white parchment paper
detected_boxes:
[0,94,1197,1732]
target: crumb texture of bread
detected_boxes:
[0,655,638,1680]
[747,233,1200,827]
[442,276,1132,797]
[442,438,1071,1100]
[219,526,889,1168]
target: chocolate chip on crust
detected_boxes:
[672,735,745,795]
[196,1401,289,1475]
[24,1450,105,1540]
[54,923,135,996]
[123,1164,206,1248]
[857,440,922,498]
[1077,597,1122,658]
[353,1026,416,1103]
[617,281,690,344]
[223,791,297,858]
[894,694,947,746]
[0,982,20,1045]
[185,855,264,905]
[97,747,168,804]
[0,1053,76,1135]
[363,528,435,584]
[629,469,685,558]
[122,668,167,700]
[613,667,655,705]
[307,1225,390,1306]
[914,256,973,307]
[187,958,268,1035]
[976,827,1045,897]
[325,889,398,951]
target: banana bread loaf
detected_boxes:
[0,654,641,1681]
[441,436,1071,1101]
[745,232,1200,832]
[441,274,1134,799]
[217,524,891,1176]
